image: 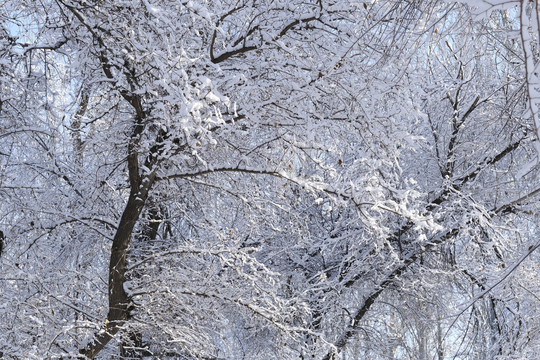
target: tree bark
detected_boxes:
[120,205,163,357]
[80,184,152,358]
[80,102,157,358]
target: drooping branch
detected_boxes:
[322,227,460,360]
[323,179,540,359]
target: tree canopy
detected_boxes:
[1,0,540,359]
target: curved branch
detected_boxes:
[211,15,319,64]
[323,227,460,360]
[157,166,282,181]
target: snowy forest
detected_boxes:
[2,0,540,359]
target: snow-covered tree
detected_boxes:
[1,1,540,359]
